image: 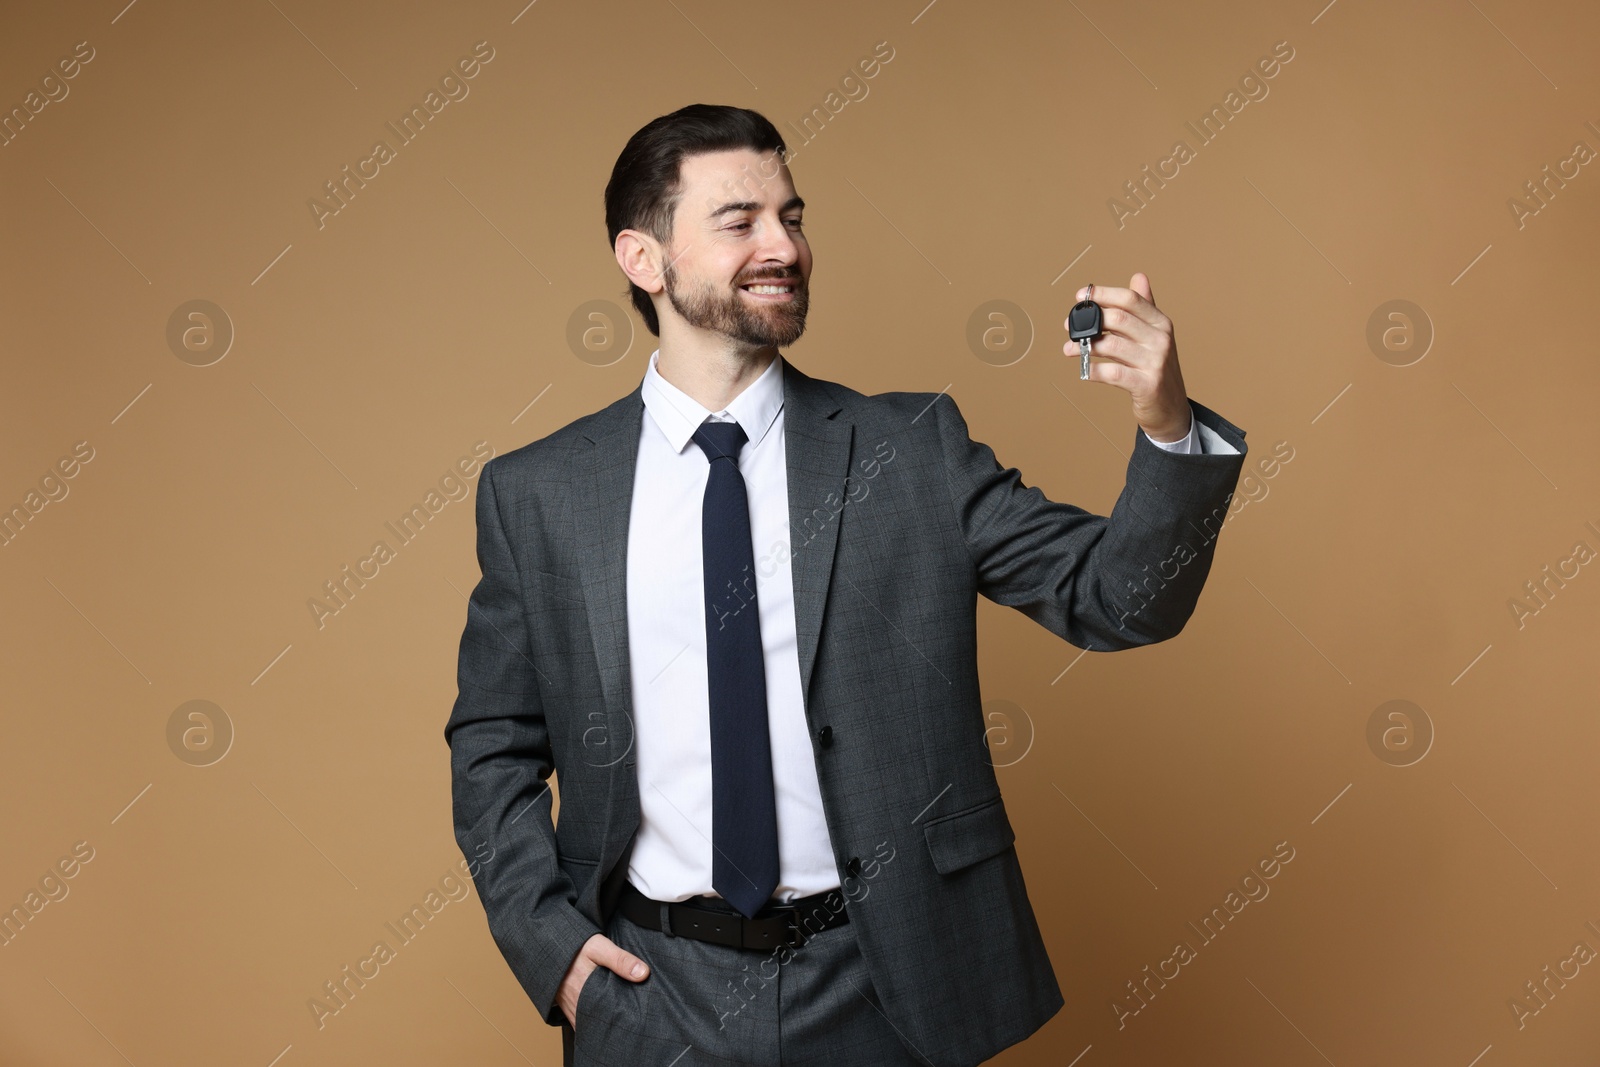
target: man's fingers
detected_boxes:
[1084,286,1162,332]
[1102,306,1164,349]
[1083,353,1130,387]
[1064,326,1156,369]
[1061,301,1160,348]
[1065,335,1150,380]
[594,936,650,982]
[1076,279,1164,332]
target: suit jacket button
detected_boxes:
[817,724,833,747]
[845,856,862,877]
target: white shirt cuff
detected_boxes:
[1141,408,1199,454]
[1138,404,1242,456]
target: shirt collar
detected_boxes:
[641,348,784,454]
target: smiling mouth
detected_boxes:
[739,280,798,297]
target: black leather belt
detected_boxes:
[617,881,848,951]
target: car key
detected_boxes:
[1068,298,1102,380]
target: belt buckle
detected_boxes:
[762,903,815,950]
[730,902,790,953]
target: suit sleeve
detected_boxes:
[1141,401,1242,456]
[445,458,600,1027]
[935,393,1248,650]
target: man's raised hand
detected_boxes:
[1067,272,1191,443]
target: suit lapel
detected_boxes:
[779,358,854,713]
[574,382,646,856]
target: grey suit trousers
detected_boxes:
[563,892,934,1067]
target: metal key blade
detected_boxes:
[1080,338,1091,380]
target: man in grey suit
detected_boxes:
[445,104,1247,1066]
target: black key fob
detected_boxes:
[1069,299,1102,380]
[1068,300,1102,341]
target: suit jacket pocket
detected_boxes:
[922,795,1017,875]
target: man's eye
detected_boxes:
[726,219,802,231]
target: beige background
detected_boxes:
[3,0,1598,1063]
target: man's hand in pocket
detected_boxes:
[559,932,652,1028]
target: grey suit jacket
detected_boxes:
[445,355,1248,1066]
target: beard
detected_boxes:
[664,260,809,348]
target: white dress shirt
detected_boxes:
[624,349,1234,904]
[626,349,836,903]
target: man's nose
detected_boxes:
[754,221,801,269]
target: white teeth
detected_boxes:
[744,284,792,294]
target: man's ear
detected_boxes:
[615,230,666,295]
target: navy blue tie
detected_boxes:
[692,418,779,919]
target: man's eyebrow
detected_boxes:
[707,195,806,220]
